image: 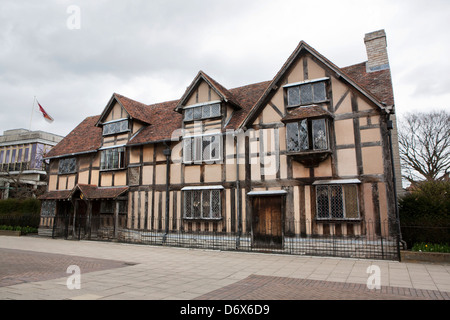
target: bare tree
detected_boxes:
[398,110,450,183]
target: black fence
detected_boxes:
[400,224,450,249]
[0,215,40,229]
[50,215,400,261]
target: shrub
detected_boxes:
[0,224,38,234]
[0,198,41,216]
[399,180,450,248]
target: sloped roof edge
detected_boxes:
[240,41,389,129]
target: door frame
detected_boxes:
[248,190,287,249]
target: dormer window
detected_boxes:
[102,119,129,136]
[285,78,328,107]
[184,101,221,122]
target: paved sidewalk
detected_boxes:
[0,236,449,300]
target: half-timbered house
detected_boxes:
[39,30,402,259]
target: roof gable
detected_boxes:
[96,93,153,126]
[175,71,242,112]
[240,41,389,128]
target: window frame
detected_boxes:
[100,146,126,171]
[58,157,77,175]
[183,187,223,220]
[183,101,222,122]
[285,78,329,108]
[183,133,222,164]
[102,119,130,136]
[315,183,360,220]
[286,118,330,154]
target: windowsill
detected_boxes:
[102,130,131,137]
[287,149,331,155]
[100,168,126,173]
[183,217,223,222]
[183,160,223,165]
[287,100,330,108]
[183,116,222,123]
[315,218,362,223]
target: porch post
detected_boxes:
[86,200,92,239]
[72,200,78,239]
[114,199,119,239]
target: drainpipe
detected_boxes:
[162,142,171,244]
[235,133,242,249]
[386,111,403,261]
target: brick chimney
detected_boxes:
[364,29,390,72]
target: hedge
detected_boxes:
[399,180,450,248]
[0,198,41,229]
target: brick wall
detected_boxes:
[364,30,390,72]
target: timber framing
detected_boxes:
[39,30,402,257]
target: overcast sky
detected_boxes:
[1,0,449,137]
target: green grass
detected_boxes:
[412,242,450,253]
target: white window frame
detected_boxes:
[183,133,222,164]
[284,78,329,107]
[102,119,130,136]
[183,101,222,122]
[100,146,126,171]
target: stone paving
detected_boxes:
[0,236,449,300]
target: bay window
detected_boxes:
[286,118,329,153]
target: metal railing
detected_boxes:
[50,215,400,260]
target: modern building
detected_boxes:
[38,30,402,259]
[0,128,63,199]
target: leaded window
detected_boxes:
[184,189,222,219]
[286,118,328,153]
[100,147,126,171]
[103,119,129,136]
[183,134,221,164]
[58,157,77,174]
[41,200,56,217]
[316,184,359,219]
[184,103,221,122]
[286,80,327,107]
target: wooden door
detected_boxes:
[252,196,283,249]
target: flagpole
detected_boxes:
[29,96,36,131]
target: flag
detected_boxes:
[37,101,54,123]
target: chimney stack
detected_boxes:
[364,29,390,72]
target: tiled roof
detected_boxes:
[341,62,394,107]
[114,93,154,124]
[77,184,128,200]
[38,189,72,200]
[128,100,182,145]
[39,185,128,200]
[46,41,394,159]
[281,105,333,123]
[225,81,271,130]
[45,115,102,159]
